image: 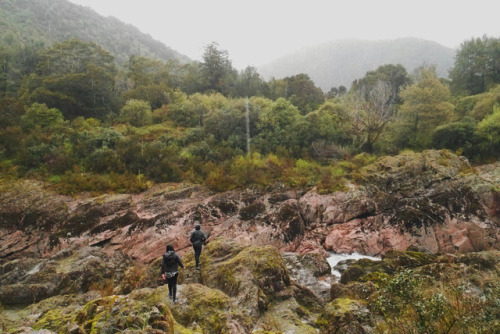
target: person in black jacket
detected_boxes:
[161,244,184,303]
[190,224,207,270]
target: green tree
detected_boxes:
[119,99,153,127]
[255,98,306,155]
[20,39,117,119]
[450,36,500,95]
[351,64,410,104]
[20,103,64,131]
[284,73,325,114]
[200,42,236,94]
[123,55,174,109]
[432,117,478,155]
[475,105,500,157]
[305,100,351,160]
[397,67,454,149]
[236,66,266,97]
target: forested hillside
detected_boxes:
[258,38,455,91]
[1,0,500,197]
[0,0,188,64]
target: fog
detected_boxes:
[68,0,500,69]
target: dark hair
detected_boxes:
[195,224,201,230]
[166,244,174,252]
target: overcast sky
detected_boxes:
[68,0,500,69]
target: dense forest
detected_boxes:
[0,0,188,64]
[1,31,500,195]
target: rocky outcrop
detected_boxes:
[1,241,325,333]
[322,150,500,255]
[0,246,131,305]
[1,150,499,264]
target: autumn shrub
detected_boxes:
[121,265,148,294]
[372,270,499,333]
[284,158,346,192]
[89,278,115,297]
[205,163,236,192]
[57,171,150,195]
[230,153,268,187]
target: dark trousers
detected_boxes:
[166,273,178,301]
[193,245,202,266]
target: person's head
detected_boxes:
[195,224,201,231]
[166,244,174,252]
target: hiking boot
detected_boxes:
[196,266,201,270]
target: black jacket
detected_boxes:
[190,230,207,246]
[161,251,184,274]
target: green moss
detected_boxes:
[316,298,370,333]
[334,298,359,313]
[203,238,246,260]
[174,321,202,334]
[173,283,230,334]
[201,243,290,298]
[359,271,391,285]
[33,308,78,333]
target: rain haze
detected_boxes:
[67,0,500,69]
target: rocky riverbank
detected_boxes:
[1,150,499,332]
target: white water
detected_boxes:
[27,263,42,275]
[327,252,381,278]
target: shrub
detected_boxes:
[118,99,152,127]
[20,103,64,131]
[89,278,115,297]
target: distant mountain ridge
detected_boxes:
[258,38,456,91]
[0,0,189,64]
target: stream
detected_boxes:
[327,252,381,278]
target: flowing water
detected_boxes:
[327,252,381,278]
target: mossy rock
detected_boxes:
[201,238,246,261]
[457,251,500,270]
[383,250,438,268]
[316,298,372,334]
[297,253,332,277]
[340,265,366,284]
[172,283,230,334]
[330,283,349,300]
[75,294,174,334]
[256,298,318,334]
[33,307,80,333]
[201,242,291,299]
[290,282,323,313]
[358,271,391,286]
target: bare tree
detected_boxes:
[342,80,396,152]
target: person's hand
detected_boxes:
[162,274,166,280]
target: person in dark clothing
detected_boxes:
[190,224,207,270]
[161,244,184,303]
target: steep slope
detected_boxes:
[0,0,189,64]
[258,38,455,91]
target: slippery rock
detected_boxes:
[0,247,131,305]
[1,149,500,272]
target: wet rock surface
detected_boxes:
[1,151,500,264]
[1,150,500,332]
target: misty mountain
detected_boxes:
[258,38,456,91]
[0,0,189,64]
